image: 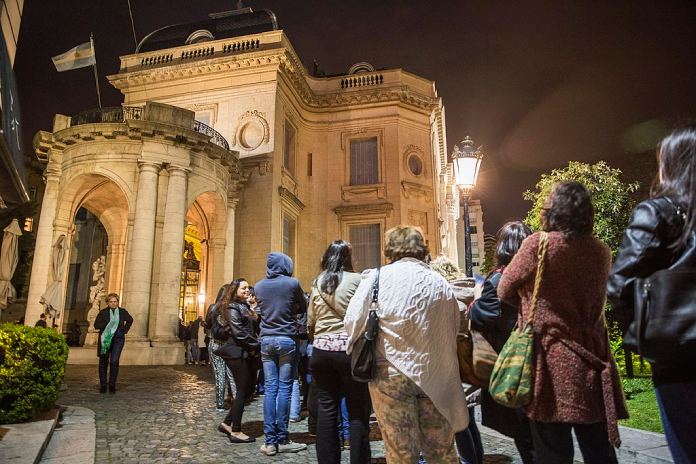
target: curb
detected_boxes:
[0,407,60,464]
[39,406,95,464]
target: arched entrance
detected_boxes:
[61,175,130,342]
[183,191,226,320]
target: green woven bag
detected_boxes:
[489,232,548,408]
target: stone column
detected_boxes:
[25,169,61,326]
[122,161,161,340]
[106,242,126,293]
[151,166,188,344]
[223,198,238,284]
[207,237,226,306]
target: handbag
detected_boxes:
[351,268,380,383]
[489,231,549,408]
[471,329,498,382]
[623,212,696,363]
[213,339,243,361]
[456,320,496,387]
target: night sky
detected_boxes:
[14,1,696,232]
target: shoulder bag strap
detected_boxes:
[314,284,343,319]
[371,267,380,309]
[527,232,549,327]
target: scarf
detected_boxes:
[100,308,120,355]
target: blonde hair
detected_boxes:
[106,293,119,302]
[384,226,429,262]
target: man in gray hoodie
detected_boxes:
[254,252,307,456]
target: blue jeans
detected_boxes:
[290,340,308,420]
[98,335,125,387]
[655,381,696,463]
[261,336,297,445]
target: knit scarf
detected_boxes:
[100,308,120,355]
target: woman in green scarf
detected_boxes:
[94,293,134,393]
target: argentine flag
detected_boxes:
[51,41,96,72]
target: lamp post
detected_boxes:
[452,136,483,277]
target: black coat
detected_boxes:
[94,307,133,356]
[607,196,695,383]
[469,270,526,438]
[221,301,260,359]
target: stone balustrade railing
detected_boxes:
[340,73,384,89]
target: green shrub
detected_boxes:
[0,323,69,423]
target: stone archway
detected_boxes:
[61,175,130,338]
[185,191,227,315]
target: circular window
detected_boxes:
[407,154,424,176]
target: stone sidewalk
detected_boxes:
[57,365,529,464]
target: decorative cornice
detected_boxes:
[334,202,394,217]
[35,120,241,177]
[401,180,433,201]
[110,48,440,112]
[278,186,305,214]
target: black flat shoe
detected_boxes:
[218,424,231,437]
[228,435,255,443]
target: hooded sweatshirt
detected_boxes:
[255,252,307,338]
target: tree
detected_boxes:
[523,161,640,256]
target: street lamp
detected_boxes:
[452,136,483,277]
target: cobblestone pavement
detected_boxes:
[59,365,528,463]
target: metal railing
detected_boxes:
[70,106,230,150]
[193,120,229,150]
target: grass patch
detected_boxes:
[620,377,663,433]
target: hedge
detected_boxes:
[0,323,69,423]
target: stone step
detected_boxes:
[0,408,59,464]
[38,406,95,464]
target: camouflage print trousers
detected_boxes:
[209,339,237,409]
[369,364,458,463]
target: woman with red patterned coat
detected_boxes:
[498,181,627,464]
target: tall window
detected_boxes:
[284,120,296,174]
[282,215,296,262]
[349,223,381,271]
[350,137,378,185]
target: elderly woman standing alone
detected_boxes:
[345,226,468,463]
[498,182,627,464]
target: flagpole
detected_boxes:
[90,33,102,108]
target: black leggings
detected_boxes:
[310,348,371,464]
[223,357,255,431]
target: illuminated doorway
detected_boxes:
[179,223,202,324]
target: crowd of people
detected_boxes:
[90,126,695,463]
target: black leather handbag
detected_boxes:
[624,233,696,364]
[351,268,380,383]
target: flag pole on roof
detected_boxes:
[90,33,102,108]
[50,34,101,108]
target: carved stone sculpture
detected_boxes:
[84,255,106,346]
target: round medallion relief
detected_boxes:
[407,153,424,176]
[238,120,265,150]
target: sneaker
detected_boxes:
[278,440,307,453]
[260,444,278,456]
[289,417,302,423]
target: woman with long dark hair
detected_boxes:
[216,278,259,443]
[206,284,236,411]
[469,221,535,463]
[498,182,627,464]
[608,126,696,463]
[308,240,371,463]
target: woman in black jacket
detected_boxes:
[469,221,536,464]
[93,293,133,393]
[216,278,260,443]
[608,126,696,463]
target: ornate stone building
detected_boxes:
[25,9,461,364]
